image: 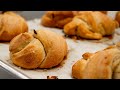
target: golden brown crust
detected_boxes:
[72,43,120,79]
[0,11,28,41]
[9,33,34,54]
[72,59,87,79]
[10,39,46,69]
[33,30,67,68]
[9,30,67,69]
[64,11,117,40]
[41,11,75,29]
[10,33,46,69]
[41,11,108,29]
[98,11,108,14]
[82,52,93,60]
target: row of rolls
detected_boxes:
[1,11,120,41]
[1,11,120,79]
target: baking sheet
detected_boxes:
[0,11,119,79]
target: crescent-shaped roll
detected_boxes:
[41,11,75,29]
[0,11,28,41]
[41,11,108,29]
[64,11,118,40]
[9,30,67,69]
[72,43,120,79]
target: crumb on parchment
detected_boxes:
[47,76,58,79]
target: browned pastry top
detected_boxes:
[72,43,120,79]
[9,30,67,69]
[41,11,108,29]
[41,11,75,29]
[64,11,118,40]
[0,11,28,41]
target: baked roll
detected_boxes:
[41,11,75,29]
[72,43,120,79]
[9,30,67,69]
[41,11,108,29]
[0,11,28,41]
[64,11,118,40]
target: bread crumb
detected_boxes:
[47,76,58,79]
